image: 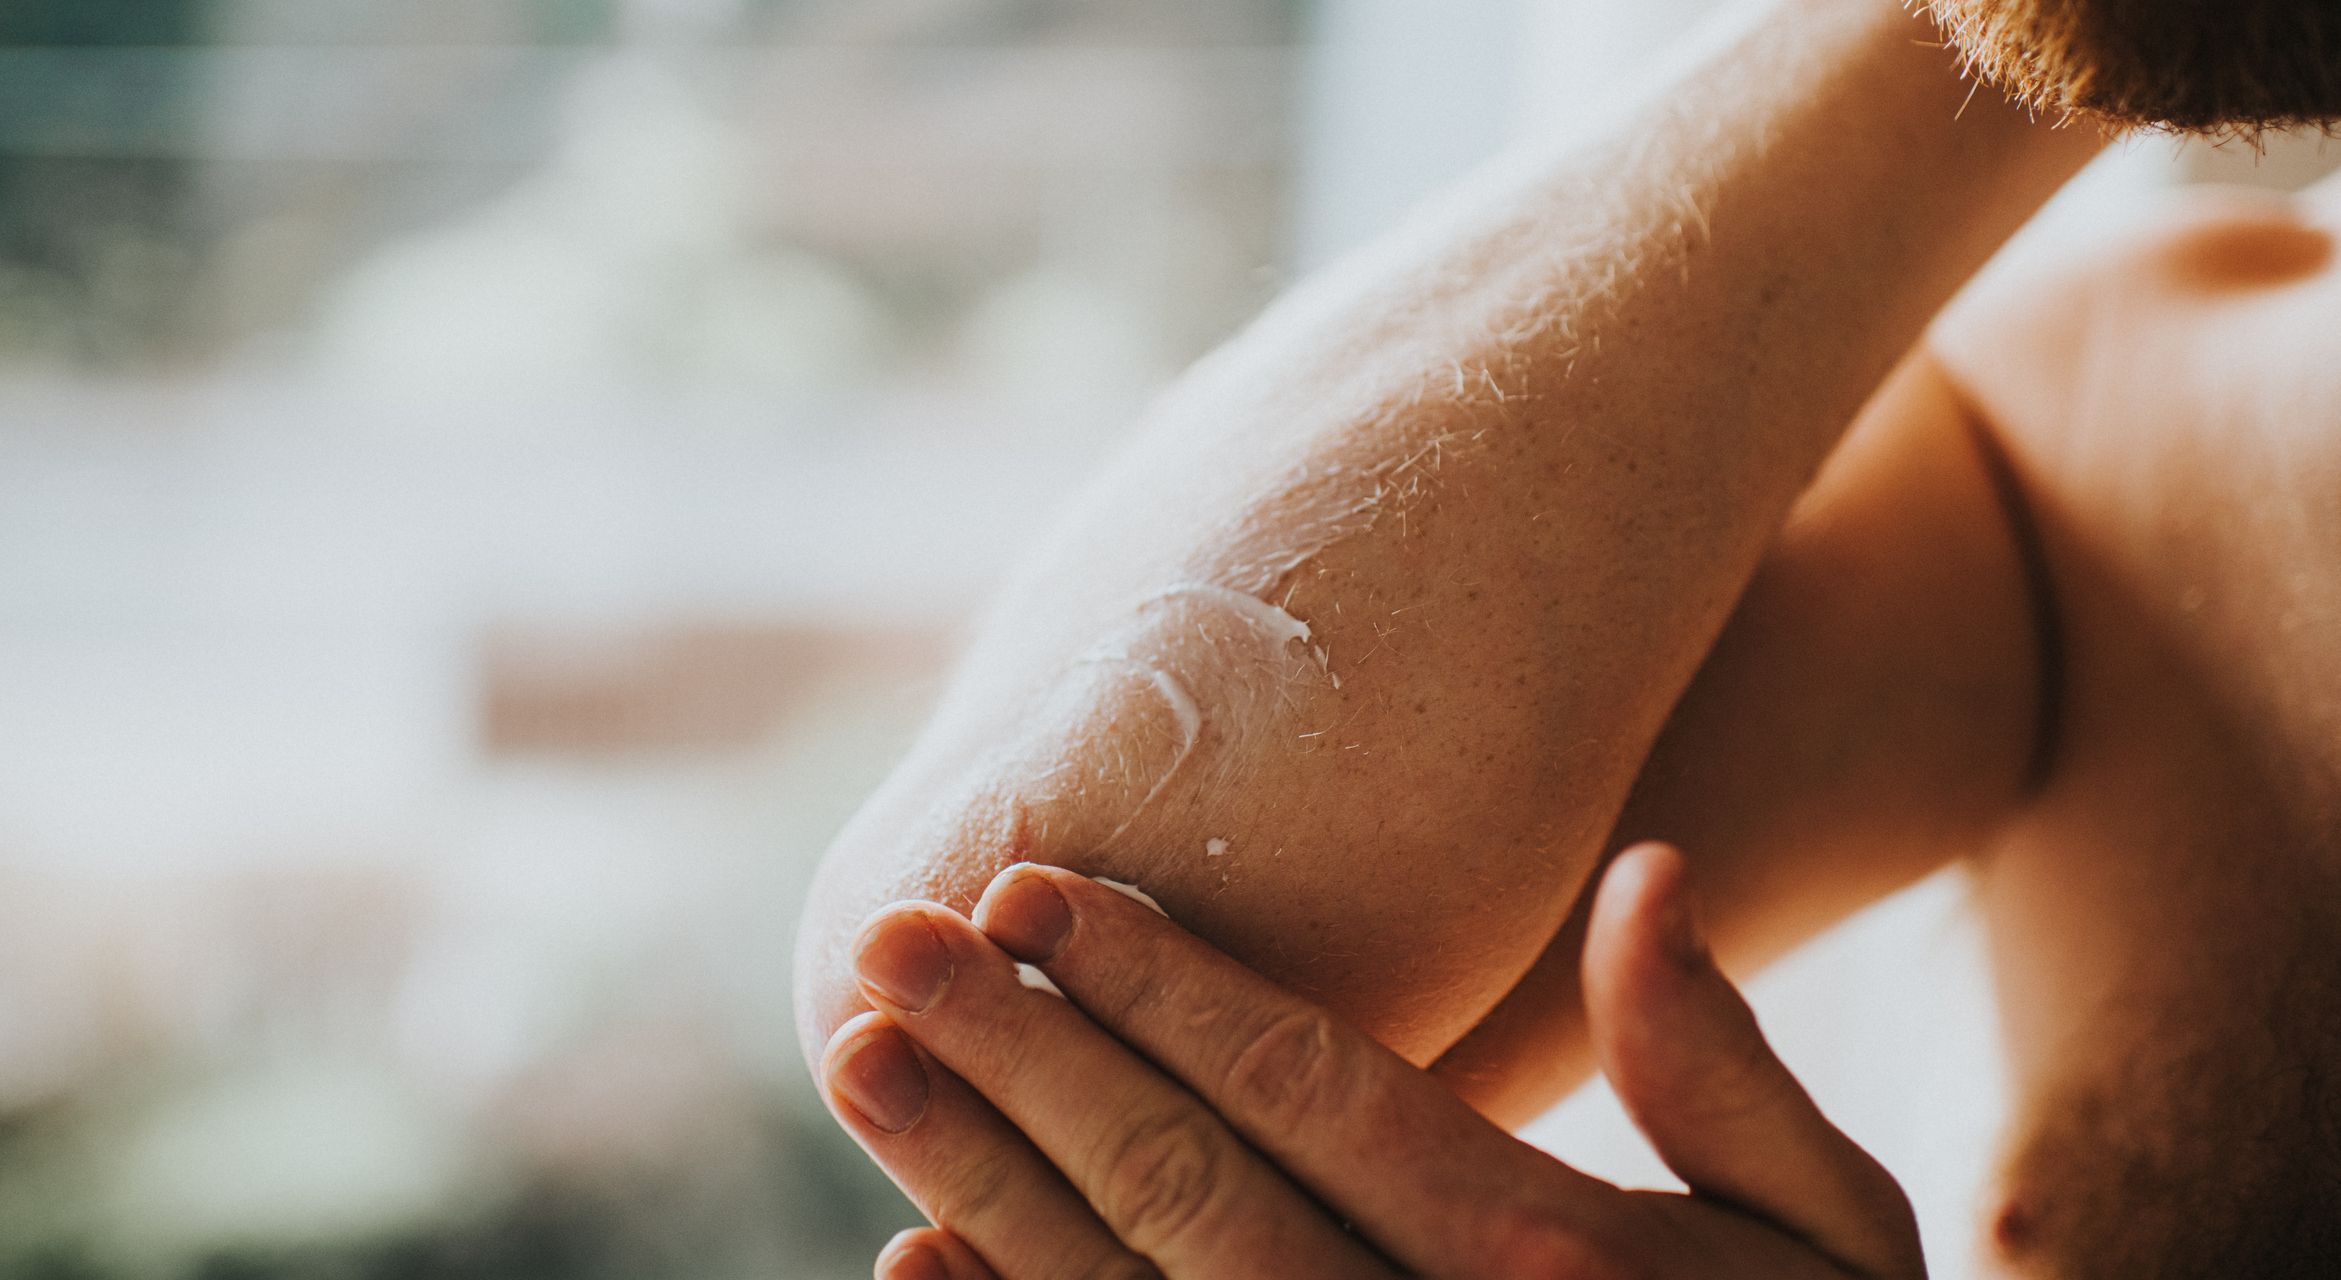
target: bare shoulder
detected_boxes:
[1982,180,2334,296]
[1929,182,2341,434]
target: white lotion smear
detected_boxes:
[1057,578,1329,853]
[1095,877,1168,917]
[1142,666,1204,745]
[1015,963,1065,998]
[1066,655,1204,851]
[999,575,1333,864]
[1135,582,1312,647]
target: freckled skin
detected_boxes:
[1436,346,2051,1122]
[794,0,2093,1070]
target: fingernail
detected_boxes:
[880,1240,953,1280]
[880,1242,952,1280]
[829,1024,931,1134]
[978,866,1073,963]
[855,911,954,1013]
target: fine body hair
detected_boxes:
[1927,0,2341,134]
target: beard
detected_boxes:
[1925,0,2341,134]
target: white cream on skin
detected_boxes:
[1096,877,1168,917]
[1066,655,1204,845]
[1011,881,1166,997]
[1015,963,1066,998]
[1045,578,1328,855]
[1133,582,1312,649]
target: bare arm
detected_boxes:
[1436,350,2054,1123]
[794,0,2094,1068]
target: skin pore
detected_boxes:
[794,0,2094,1076]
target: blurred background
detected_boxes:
[1,2,2333,1277]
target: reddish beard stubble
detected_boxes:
[1927,0,2341,134]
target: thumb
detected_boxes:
[1582,843,1924,1279]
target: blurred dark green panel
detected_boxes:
[0,0,205,46]
[0,1,205,366]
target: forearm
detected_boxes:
[795,0,2091,1064]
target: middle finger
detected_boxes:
[853,902,1401,1280]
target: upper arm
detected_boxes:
[1437,351,2047,1124]
[796,345,2049,1112]
[789,5,2084,1084]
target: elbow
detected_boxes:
[786,769,1023,1074]
[789,801,909,1076]
[790,883,870,1078]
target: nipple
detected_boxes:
[2160,205,2334,292]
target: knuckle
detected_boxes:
[1099,968,1169,1030]
[1473,1202,1639,1280]
[1222,1007,1352,1130]
[1677,1054,1797,1139]
[1679,1008,1788,1120]
[1092,1107,1228,1251]
[1701,1067,1770,1120]
[933,1142,1022,1225]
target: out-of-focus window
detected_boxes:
[0,2,1312,1276]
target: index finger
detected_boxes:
[972,864,1637,1279]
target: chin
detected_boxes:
[1927,0,2341,134]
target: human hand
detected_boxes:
[818,844,1924,1279]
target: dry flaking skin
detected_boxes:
[794,0,2101,1077]
[1014,579,1334,861]
[988,383,1515,872]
